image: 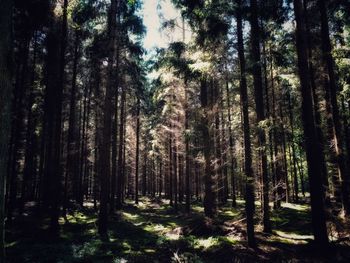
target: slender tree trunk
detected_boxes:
[142,150,147,196]
[249,0,271,234]
[226,80,237,207]
[237,0,256,246]
[221,109,229,204]
[293,0,329,247]
[98,0,118,237]
[110,92,118,212]
[116,86,126,209]
[66,30,80,211]
[318,0,350,215]
[288,92,299,203]
[200,78,216,218]
[7,33,30,220]
[41,0,68,233]
[135,97,141,204]
[0,0,13,259]
[303,1,330,204]
[159,160,163,197]
[173,140,178,211]
[214,84,223,205]
[21,33,39,212]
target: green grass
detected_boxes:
[5,198,350,262]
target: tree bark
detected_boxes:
[135,97,141,204]
[237,0,256,246]
[98,0,118,237]
[0,0,13,260]
[249,0,271,234]
[318,0,350,215]
[293,0,329,247]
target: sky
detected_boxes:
[142,0,181,50]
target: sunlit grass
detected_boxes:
[7,197,343,263]
[274,230,313,241]
[282,202,309,211]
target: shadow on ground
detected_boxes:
[5,198,350,262]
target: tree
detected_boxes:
[0,0,13,260]
[98,0,118,237]
[236,0,256,247]
[293,0,329,247]
[249,0,271,233]
[318,0,350,215]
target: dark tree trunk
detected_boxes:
[318,0,350,215]
[237,0,256,246]
[41,0,68,234]
[226,80,237,207]
[142,150,147,196]
[303,0,330,205]
[98,0,118,237]
[0,0,13,259]
[135,97,141,204]
[21,33,39,213]
[293,0,329,247]
[200,77,216,218]
[173,141,178,211]
[249,0,270,234]
[8,33,30,220]
[221,109,229,204]
[288,92,299,203]
[116,86,126,209]
[66,30,80,209]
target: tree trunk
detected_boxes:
[226,80,237,207]
[0,0,13,259]
[66,29,80,209]
[237,0,256,246]
[98,0,118,237]
[116,86,126,209]
[249,0,270,234]
[288,92,299,203]
[135,97,141,204]
[318,0,350,215]
[200,78,216,218]
[21,33,39,213]
[293,0,329,247]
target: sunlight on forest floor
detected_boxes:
[5,197,350,262]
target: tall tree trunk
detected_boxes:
[142,150,147,196]
[221,108,229,204]
[0,0,13,259]
[293,0,329,247]
[237,0,256,246]
[98,0,118,237]
[200,78,216,218]
[110,91,118,212]
[214,84,223,205]
[249,0,271,234]
[116,86,126,209]
[169,135,173,205]
[21,33,39,213]
[226,80,237,207]
[318,0,350,215]
[135,97,141,204]
[288,92,299,203]
[303,0,330,205]
[7,33,31,221]
[173,140,178,211]
[66,29,80,209]
[42,0,68,234]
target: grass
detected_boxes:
[5,197,350,262]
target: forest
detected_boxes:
[0,0,350,262]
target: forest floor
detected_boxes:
[5,197,350,263]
